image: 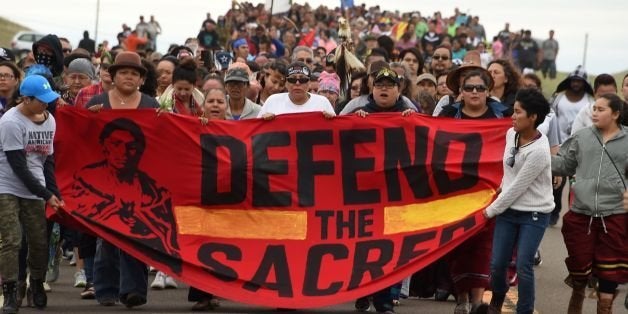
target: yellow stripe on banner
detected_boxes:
[175,207,307,240]
[384,189,495,235]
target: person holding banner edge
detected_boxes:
[478,88,553,314]
[0,75,64,313]
[257,61,335,120]
[343,66,415,314]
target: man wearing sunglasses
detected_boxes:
[257,61,335,120]
[430,45,453,78]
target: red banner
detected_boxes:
[54,108,509,308]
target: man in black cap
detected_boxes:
[350,67,415,117]
[224,67,261,120]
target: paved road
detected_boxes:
[8,184,628,314]
[10,218,625,314]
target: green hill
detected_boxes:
[0,16,30,48]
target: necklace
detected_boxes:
[115,89,136,106]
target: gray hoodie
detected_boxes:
[552,126,628,218]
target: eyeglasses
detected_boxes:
[297,58,314,64]
[0,73,15,80]
[432,54,449,61]
[373,82,396,89]
[462,84,488,92]
[286,76,309,84]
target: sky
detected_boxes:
[3,0,627,74]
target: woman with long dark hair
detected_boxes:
[488,59,522,108]
[552,94,628,313]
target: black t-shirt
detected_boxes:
[85,92,159,109]
[460,108,498,119]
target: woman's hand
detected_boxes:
[87,104,104,113]
[402,109,414,117]
[354,109,368,118]
[199,116,208,125]
[323,111,335,119]
[261,113,276,120]
[552,176,563,189]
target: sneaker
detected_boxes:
[164,275,178,289]
[42,282,51,292]
[454,302,471,314]
[534,250,543,266]
[355,297,371,312]
[80,283,96,299]
[150,272,166,290]
[123,293,146,308]
[98,297,116,306]
[69,254,77,266]
[191,298,214,311]
[74,270,87,288]
[63,249,74,260]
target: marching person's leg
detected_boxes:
[0,195,22,313]
[93,238,120,306]
[19,197,49,309]
[119,251,148,308]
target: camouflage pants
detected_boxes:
[0,194,47,282]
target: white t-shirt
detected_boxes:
[257,93,336,117]
[554,94,591,144]
[0,107,56,199]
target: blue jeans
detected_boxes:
[490,209,549,314]
[93,238,148,302]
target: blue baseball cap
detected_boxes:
[20,75,60,104]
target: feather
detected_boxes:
[334,18,366,101]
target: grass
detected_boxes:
[0,16,30,48]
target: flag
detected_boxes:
[341,0,354,9]
[265,0,291,15]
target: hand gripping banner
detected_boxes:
[54,108,509,308]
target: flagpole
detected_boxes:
[94,0,100,46]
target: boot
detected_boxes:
[2,281,18,314]
[596,291,617,314]
[29,278,47,309]
[15,281,26,308]
[567,280,587,314]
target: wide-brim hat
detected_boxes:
[108,51,147,77]
[446,62,493,93]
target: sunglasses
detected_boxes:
[462,84,488,92]
[506,146,518,168]
[506,133,520,168]
[432,54,449,61]
[286,77,309,84]
[373,82,396,89]
[297,58,314,64]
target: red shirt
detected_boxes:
[75,83,104,108]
